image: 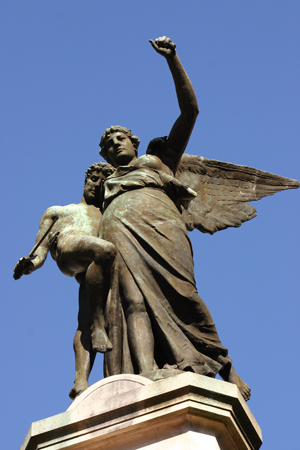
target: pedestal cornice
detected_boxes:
[21,372,262,450]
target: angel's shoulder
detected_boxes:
[134,154,173,175]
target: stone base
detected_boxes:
[21,372,262,450]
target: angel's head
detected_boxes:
[99,126,140,167]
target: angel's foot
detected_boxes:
[69,380,89,400]
[220,365,251,401]
[228,367,251,401]
[91,326,113,353]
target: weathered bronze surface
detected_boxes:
[14,37,299,402]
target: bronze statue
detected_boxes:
[98,37,299,401]
[14,162,116,399]
[14,37,299,403]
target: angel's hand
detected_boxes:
[13,256,36,280]
[149,36,176,59]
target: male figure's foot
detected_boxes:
[91,326,113,353]
[69,380,89,400]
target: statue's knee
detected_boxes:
[126,301,146,316]
[105,242,116,262]
[95,241,116,265]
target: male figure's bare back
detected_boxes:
[45,201,107,277]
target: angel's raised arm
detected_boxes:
[149,37,199,174]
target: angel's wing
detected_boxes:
[176,154,299,234]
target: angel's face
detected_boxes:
[105,132,137,167]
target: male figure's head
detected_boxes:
[99,126,140,167]
[84,162,115,208]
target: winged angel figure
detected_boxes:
[97,37,299,402]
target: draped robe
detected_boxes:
[100,164,231,377]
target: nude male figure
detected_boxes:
[14,162,116,399]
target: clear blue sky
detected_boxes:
[1,2,299,449]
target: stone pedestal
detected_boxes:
[21,372,262,450]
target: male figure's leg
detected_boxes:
[84,238,116,352]
[69,279,96,400]
[57,235,116,353]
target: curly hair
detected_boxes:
[84,162,115,184]
[99,126,140,166]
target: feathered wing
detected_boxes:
[176,154,299,234]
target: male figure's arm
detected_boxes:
[13,207,60,279]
